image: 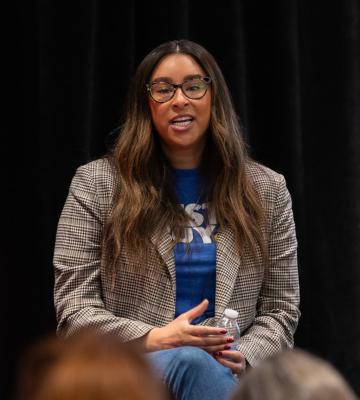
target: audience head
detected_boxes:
[232,348,358,400]
[16,329,169,400]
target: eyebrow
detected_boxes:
[151,74,203,83]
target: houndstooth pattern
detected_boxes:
[53,158,300,366]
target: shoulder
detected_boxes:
[75,157,116,182]
[71,157,118,205]
[247,160,285,188]
[246,160,290,207]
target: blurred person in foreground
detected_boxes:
[16,329,170,400]
[231,348,358,400]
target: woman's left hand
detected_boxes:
[214,350,247,375]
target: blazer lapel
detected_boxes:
[151,226,241,319]
[151,228,176,289]
[215,227,241,318]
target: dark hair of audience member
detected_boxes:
[232,348,358,400]
[16,329,170,400]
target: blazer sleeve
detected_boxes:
[53,162,154,340]
[237,173,301,366]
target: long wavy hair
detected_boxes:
[103,39,266,276]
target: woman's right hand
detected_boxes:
[143,299,235,353]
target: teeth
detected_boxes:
[171,117,193,125]
[172,119,192,126]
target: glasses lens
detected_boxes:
[150,82,174,102]
[182,79,207,99]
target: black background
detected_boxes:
[5,1,360,398]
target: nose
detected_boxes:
[171,87,189,107]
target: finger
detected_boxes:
[184,334,230,347]
[215,356,241,372]
[200,338,236,352]
[190,324,228,337]
[216,350,244,363]
[214,354,246,374]
[198,336,233,348]
[202,343,234,353]
[182,299,209,323]
[187,335,234,351]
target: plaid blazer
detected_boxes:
[54,158,300,366]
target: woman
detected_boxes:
[54,39,300,400]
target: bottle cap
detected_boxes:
[224,308,238,319]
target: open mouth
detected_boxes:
[170,116,194,126]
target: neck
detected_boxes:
[168,154,200,169]
[162,143,205,169]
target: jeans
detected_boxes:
[147,346,238,400]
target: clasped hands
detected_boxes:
[144,299,246,375]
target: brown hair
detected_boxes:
[16,329,169,400]
[232,349,358,400]
[103,39,266,275]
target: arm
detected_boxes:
[54,162,231,350]
[53,162,154,340]
[237,174,301,366]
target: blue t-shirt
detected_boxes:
[173,168,216,324]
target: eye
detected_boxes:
[157,87,173,94]
[152,83,173,94]
[184,80,204,92]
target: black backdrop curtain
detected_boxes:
[6,0,359,398]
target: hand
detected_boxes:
[214,350,247,375]
[144,299,233,352]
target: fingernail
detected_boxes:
[220,329,227,334]
[226,337,234,343]
[224,345,232,350]
[214,351,223,357]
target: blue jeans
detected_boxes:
[147,346,238,400]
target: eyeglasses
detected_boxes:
[146,76,211,103]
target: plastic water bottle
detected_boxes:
[217,308,241,350]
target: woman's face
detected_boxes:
[148,54,211,167]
